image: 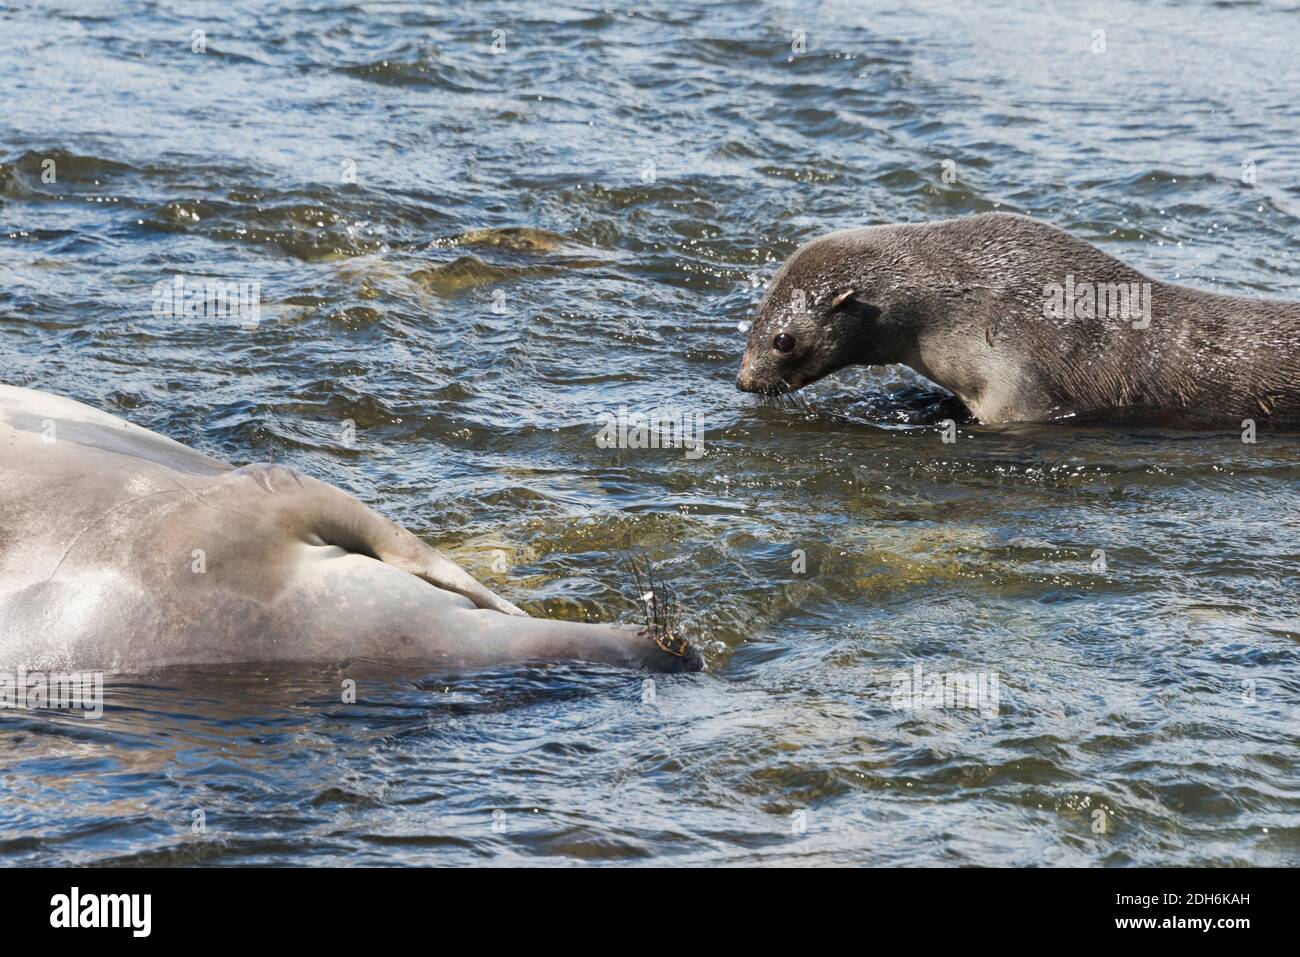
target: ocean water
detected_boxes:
[1,0,1298,866]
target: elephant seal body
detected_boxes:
[737,212,1300,426]
[0,385,700,673]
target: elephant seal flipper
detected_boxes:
[256,463,528,617]
[415,550,528,617]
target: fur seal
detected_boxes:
[736,212,1300,426]
[0,385,701,673]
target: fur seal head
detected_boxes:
[736,228,916,396]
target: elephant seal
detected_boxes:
[736,212,1300,426]
[0,385,701,673]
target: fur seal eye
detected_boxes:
[773,332,796,353]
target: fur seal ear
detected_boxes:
[830,289,856,310]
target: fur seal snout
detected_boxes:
[737,212,1300,426]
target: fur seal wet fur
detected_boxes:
[737,212,1300,427]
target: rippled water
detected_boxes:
[2,0,1299,866]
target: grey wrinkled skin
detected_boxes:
[737,212,1300,426]
[0,385,701,674]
